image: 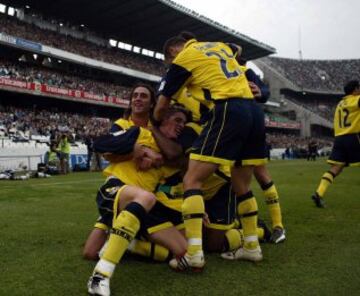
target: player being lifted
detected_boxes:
[154,32,267,270]
[311,80,360,208]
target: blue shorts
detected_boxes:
[95,177,125,228]
[205,182,236,230]
[328,133,360,166]
[190,99,267,167]
[143,201,184,235]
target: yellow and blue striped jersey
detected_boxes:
[160,39,254,105]
[333,94,360,136]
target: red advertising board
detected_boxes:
[0,77,129,108]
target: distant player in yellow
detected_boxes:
[154,32,265,270]
[311,80,360,208]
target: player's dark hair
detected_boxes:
[163,31,196,61]
[343,80,360,95]
[164,103,192,123]
[124,83,156,119]
[179,31,196,41]
[236,56,247,66]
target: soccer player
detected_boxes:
[154,32,266,270]
[87,106,189,296]
[237,57,285,244]
[83,84,156,261]
[311,80,360,208]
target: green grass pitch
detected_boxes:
[1,159,359,296]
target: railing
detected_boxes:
[0,154,43,171]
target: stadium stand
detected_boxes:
[0,13,166,76]
[0,58,131,98]
[267,57,360,93]
[0,104,111,142]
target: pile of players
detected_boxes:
[84,32,288,296]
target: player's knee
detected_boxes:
[135,191,156,211]
[183,173,202,189]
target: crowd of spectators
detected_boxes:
[267,132,332,151]
[0,14,166,76]
[267,57,360,93]
[0,59,131,98]
[284,96,337,121]
[0,105,111,143]
[0,102,333,154]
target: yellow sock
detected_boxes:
[182,189,204,255]
[257,227,264,240]
[316,171,335,198]
[262,182,284,229]
[224,229,244,251]
[237,191,259,250]
[224,227,264,251]
[97,203,146,277]
[128,239,170,262]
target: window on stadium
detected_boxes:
[8,6,15,16]
[133,46,141,53]
[124,43,132,51]
[117,42,125,49]
[0,4,6,14]
[109,39,117,47]
[155,53,164,60]
[117,42,132,51]
[142,49,154,57]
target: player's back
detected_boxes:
[173,40,254,103]
[333,94,360,136]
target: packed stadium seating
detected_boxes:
[267,57,360,92]
[0,105,111,142]
[266,132,331,150]
[0,59,131,98]
[0,13,166,76]
[284,95,337,121]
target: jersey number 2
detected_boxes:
[206,50,240,79]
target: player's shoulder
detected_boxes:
[114,118,133,129]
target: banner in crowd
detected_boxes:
[265,117,301,129]
[15,38,42,51]
[0,33,42,51]
[0,77,129,108]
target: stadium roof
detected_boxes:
[4,0,276,60]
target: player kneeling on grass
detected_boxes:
[86,107,188,296]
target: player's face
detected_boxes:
[131,86,152,115]
[161,112,187,139]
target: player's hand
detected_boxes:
[249,81,262,98]
[136,156,153,171]
[133,145,164,170]
[142,146,164,168]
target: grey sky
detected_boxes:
[174,0,360,60]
